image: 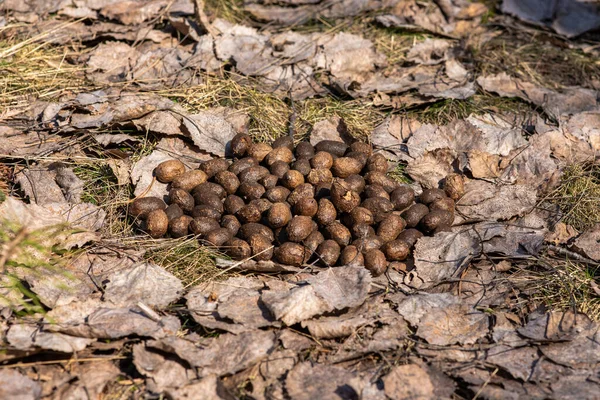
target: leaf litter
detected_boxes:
[1,0,600,398]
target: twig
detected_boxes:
[137,301,162,322]
[193,0,218,37]
[472,368,499,400]
[0,356,127,369]
[546,244,600,265]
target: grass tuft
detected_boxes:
[0,35,86,111]
[143,237,228,288]
[530,258,600,321]
[160,75,384,142]
[546,162,600,232]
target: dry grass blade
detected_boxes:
[142,236,227,288]
[545,162,600,231]
[159,75,384,142]
[518,256,600,321]
[0,28,86,111]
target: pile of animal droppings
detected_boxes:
[129,134,464,277]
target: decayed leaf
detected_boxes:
[244,0,399,27]
[103,262,184,309]
[7,324,95,352]
[517,310,594,342]
[285,362,364,400]
[58,361,120,400]
[541,325,600,368]
[370,115,421,161]
[0,196,106,232]
[164,376,235,400]
[261,266,371,325]
[301,295,403,340]
[571,224,600,261]
[456,181,537,221]
[99,0,167,25]
[309,116,352,146]
[46,300,181,339]
[279,329,315,352]
[416,303,488,345]
[478,73,598,118]
[406,39,453,65]
[501,0,600,38]
[186,276,280,332]
[133,343,196,392]
[406,149,455,188]
[182,111,238,157]
[395,293,460,326]
[382,364,435,400]
[487,345,541,381]
[409,221,545,288]
[0,369,42,400]
[193,330,276,377]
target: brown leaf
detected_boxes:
[164,376,236,400]
[478,73,598,118]
[410,221,545,288]
[193,330,276,377]
[46,300,181,339]
[467,150,501,178]
[541,325,600,368]
[416,303,488,345]
[99,0,167,25]
[261,266,371,326]
[501,0,600,38]
[406,39,453,65]
[309,116,352,146]
[103,262,184,309]
[182,111,238,157]
[0,197,106,232]
[7,324,95,352]
[133,343,196,391]
[0,369,41,400]
[517,310,594,342]
[186,276,279,332]
[382,364,435,400]
[285,362,364,400]
[456,180,537,221]
[571,224,600,261]
[58,361,120,400]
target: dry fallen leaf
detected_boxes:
[571,224,600,261]
[261,266,371,326]
[478,73,598,118]
[416,303,489,345]
[103,262,184,309]
[501,0,600,38]
[0,369,42,400]
[134,343,196,392]
[285,362,365,400]
[382,364,435,400]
